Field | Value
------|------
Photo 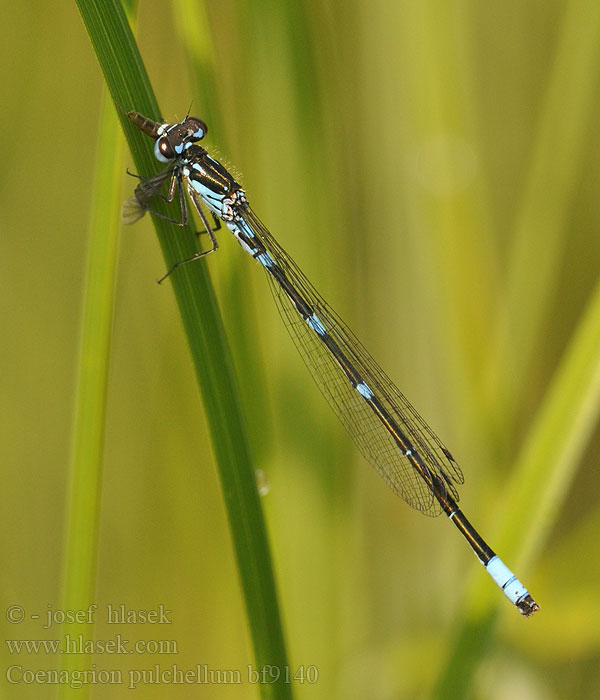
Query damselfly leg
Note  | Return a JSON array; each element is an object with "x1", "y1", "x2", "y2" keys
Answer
[
  {"x1": 124, "y1": 167, "x2": 220, "y2": 283},
  {"x1": 125, "y1": 169, "x2": 221, "y2": 233},
  {"x1": 155, "y1": 183, "x2": 220, "y2": 284}
]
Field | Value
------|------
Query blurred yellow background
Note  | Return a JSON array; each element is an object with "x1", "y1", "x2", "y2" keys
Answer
[{"x1": 2, "y1": 1, "x2": 600, "y2": 698}]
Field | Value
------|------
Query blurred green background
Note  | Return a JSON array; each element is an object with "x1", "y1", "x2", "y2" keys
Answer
[{"x1": 2, "y1": 0, "x2": 600, "y2": 698}]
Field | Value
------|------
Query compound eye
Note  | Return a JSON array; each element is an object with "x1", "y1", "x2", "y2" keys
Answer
[
  {"x1": 187, "y1": 117, "x2": 207, "y2": 141},
  {"x1": 155, "y1": 137, "x2": 175, "y2": 163}
]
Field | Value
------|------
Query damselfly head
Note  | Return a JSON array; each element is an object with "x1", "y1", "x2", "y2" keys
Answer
[
  {"x1": 127, "y1": 111, "x2": 208, "y2": 163},
  {"x1": 153, "y1": 117, "x2": 208, "y2": 164}
]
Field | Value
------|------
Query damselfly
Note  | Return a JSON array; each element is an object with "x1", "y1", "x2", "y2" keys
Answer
[{"x1": 124, "y1": 110, "x2": 539, "y2": 617}]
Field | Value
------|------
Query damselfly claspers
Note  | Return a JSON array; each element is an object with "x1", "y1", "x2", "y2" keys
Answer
[{"x1": 124, "y1": 110, "x2": 539, "y2": 617}]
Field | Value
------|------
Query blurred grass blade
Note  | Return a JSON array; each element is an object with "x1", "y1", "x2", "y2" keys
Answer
[
  {"x1": 434, "y1": 274, "x2": 600, "y2": 698},
  {"x1": 170, "y1": 0, "x2": 222, "y2": 129},
  {"x1": 60, "y1": 92, "x2": 123, "y2": 700},
  {"x1": 492, "y1": 274, "x2": 600, "y2": 573},
  {"x1": 495, "y1": 0, "x2": 600, "y2": 422},
  {"x1": 393, "y1": 0, "x2": 499, "y2": 431},
  {"x1": 74, "y1": 1, "x2": 292, "y2": 697}
]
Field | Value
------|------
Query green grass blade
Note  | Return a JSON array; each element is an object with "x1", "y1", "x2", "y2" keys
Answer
[
  {"x1": 433, "y1": 275, "x2": 600, "y2": 697},
  {"x1": 491, "y1": 276, "x2": 600, "y2": 577},
  {"x1": 74, "y1": 1, "x2": 292, "y2": 697},
  {"x1": 495, "y1": 0, "x2": 600, "y2": 423},
  {"x1": 60, "y1": 92, "x2": 124, "y2": 700}
]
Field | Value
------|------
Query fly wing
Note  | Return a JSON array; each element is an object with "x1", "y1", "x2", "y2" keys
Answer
[{"x1": 122, "y1": 169, "x2": 175, "y2": 225}]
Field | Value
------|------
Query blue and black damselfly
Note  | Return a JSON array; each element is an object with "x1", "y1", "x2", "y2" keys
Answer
[{"x1": 124, "y1": 110, "x2": 539, "y2": 617}]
